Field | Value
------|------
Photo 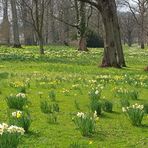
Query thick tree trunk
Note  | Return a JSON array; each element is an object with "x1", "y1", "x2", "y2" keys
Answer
[
  {"x1": 10, "y1": 0, "x2": 21, "y2": 48},
  {"x1": 100, "y1": 0, "x2": 126, "y2": 67},
  {"x1": 78, "y1": 37, "x2": 88, "y2": 51},
  {"x1": 101, "y1": 16, "x2": 118, "y2": 67}
]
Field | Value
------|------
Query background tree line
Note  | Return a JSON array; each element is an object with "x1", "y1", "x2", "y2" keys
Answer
[{"x1": 0, "y1": 0, "x2": 147, "y2": 67}]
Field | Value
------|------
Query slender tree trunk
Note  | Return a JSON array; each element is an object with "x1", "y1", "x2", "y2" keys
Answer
[
  {"x1": 141, "y1": 25, "x2": 145, "y2": 49},
  {"x1": 39, "y1": 36, "x2": 44, "y2": 55},
  {"x1": 10, "y1": 0, "x2": 21, "y2": 48},
  {"x1": 49, "y1": 0, "x2": 56, "y2": 43},
  {"x1": 78, "y1": 1, "x2": 88, "y2": 51},
  {"x1": 1, "y1": 0, "x2": 10, "y2": 45},
  {"x1": 127, "y1": 31, "x2": 132, "y2": 47}
]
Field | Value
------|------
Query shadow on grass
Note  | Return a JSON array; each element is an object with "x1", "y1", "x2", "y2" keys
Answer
[
  {"x1": 93, "y1": 131, "x2": 106, "y2": 141},
  {"x1": 111, "y1": 111, "x2": 121, "y2": 115},
  {"x1": 24, "y1": 130, "x2": 42, "y2": 138},
  {"x1": 139, "y1": 124, "x2": 148, "y2": 129}
]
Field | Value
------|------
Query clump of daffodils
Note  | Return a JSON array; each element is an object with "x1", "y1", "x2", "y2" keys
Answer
[
  {"x1": 10, "y1": 111, "x2": 31, "y2": 133},
  {"x1": 73, "y1": 111, "x2": 99, "y2": 136},
  {"x1": 115, "y1": 88, "x2": 138, "y2": 100},
  {"x1": 89, "y1": 88, "x2": 102, "y2": 115},
  {"x1": 12, "y1": 111, "x2": 22, "y2": 119},
  {"x1": 16, "y1": 93, "x2": 26, "y2": 98},
  {"x1": 6, "y1": 93, "x2": 28, "y2": 110},
  {"x1": 122, "y1": 103, "x2": 144, "y2": 126},
  {"x1": 0, "y1": 123, "x2": 25, "y2": 135},
  {"x1": 0, "y1": 123, "x2": 24, "y2": 147}
]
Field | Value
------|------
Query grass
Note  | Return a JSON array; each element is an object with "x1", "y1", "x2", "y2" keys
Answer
[{"x1": 0, "y1": 45, "x2": 148, "y2": 148}]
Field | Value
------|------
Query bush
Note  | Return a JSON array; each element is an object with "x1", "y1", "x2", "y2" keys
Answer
[
  {"x1": 122, "y1": 103, "x2": 144, "y2": 126},
  {"x1": 6, "y1": 93, "x2": 28, "y2": 110},
  {"x1": 86, "y1": 30, "x2": 104, "y2": 48}
]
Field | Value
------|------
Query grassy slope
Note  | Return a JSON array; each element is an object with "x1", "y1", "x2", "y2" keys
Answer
[{"x1": 0, "y1": 45, "x2": 148, "y2": 148}]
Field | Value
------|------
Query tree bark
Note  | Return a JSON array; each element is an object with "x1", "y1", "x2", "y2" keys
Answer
[
  {"x1": 100, "y1": 0, "x2": 126, "y2": 67},
  {"x1": 127, "y1": 31, "x2": 132, "y2": 47},
  {"x1": 39, "y1": 36, "x2": 44, "y2": 55},
  {"x1": 10, "y1": 0, "x2": 21, "y2": 48},
  {"x1": 78, "y1": 37, "x2": 88, "y2": 51},
  {"x1": 78, "y1": 1, "x2": 88, "y2": 51},
  {"x1": 1, "y1": 0, "x2": 10, "y2": 45}
]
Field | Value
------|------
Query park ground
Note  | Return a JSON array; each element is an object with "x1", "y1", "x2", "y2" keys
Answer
[{"x1": 0, "y1": 45, "x2": 148, "y2": 148}]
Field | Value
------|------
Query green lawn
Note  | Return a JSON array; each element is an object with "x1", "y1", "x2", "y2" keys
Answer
[{"x1": 0, "y1": 45, "x2": 148, "y2": 148}]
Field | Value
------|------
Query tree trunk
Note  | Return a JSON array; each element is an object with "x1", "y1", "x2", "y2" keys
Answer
[
  {"x1": 78, "y1": 37, "x2": 88, "y2": 51},
  {"x1": 39, "y1": 36, "x2": 44, "y2": 54},
  {"x1": 100, "y1": 0, "x2": 126, "y2": 67},
  {"x1": 141, "y1": 27, "x2": 145, "y2": 49},
  {"x1": 78, "y1": 1, "x2": 88, "y2": 51},
  {"x1": 127, "y1": 31, "x2": 132, "y2": 47},
  {"x1": 49, "y1": 0, "x2": 56, "y2": 43},
  {"x1": 1, "y1": 0, "x2": 10, "y2": 45},
  {"x1": 10, "y1": 0, "x2": 21, "y2": 48}
]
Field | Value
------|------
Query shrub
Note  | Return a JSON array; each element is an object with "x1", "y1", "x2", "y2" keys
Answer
[
  {"x1": 122, "y1": 103, "x2": 144, "y2": 126},
  {"x1": 102, "y1": 100, "x2": 113, "y2": 113},
  {"x1": 72, "y1": 112, "x2": 99, "y2": 136},
  {"x1": 0, "y1": 123, "x2": 25, "y2": 148},
  {"x1": 6, "y1": 93, "x2": 28, "y2": 110},
  {"x1": 86, "y1": 30, "x2": 104, "y2": 48},
  {"x1": 9, "y1": 111, "x2": 31, "y2": 133}
]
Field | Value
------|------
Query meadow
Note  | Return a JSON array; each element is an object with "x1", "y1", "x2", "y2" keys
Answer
[{"x1": 0, "y1": 45, "x2": 148, "y2": 148}]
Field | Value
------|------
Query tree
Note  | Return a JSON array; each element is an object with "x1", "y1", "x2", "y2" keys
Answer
[
  {"x1": 121, "y1": 0, "x2": 148, "y2": 49},
  {"x1": 78, "y1": 0, "x2": 126, "y2": 67},
  {"x1": 21, "y1": 0, "x2": 51, "y2": 54},
  {"x1": 78, "y1": 1, "x2": 88, "y2": 51},
  {"x1": 119, "y1": 12, "x2": 136, "y2": 47},
  {"x1": 0, "y1": 0, "x2": 10, "y2": 45},
  {"x1": 10, "y1": 0, "x2": 21, "y2": 47}
]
